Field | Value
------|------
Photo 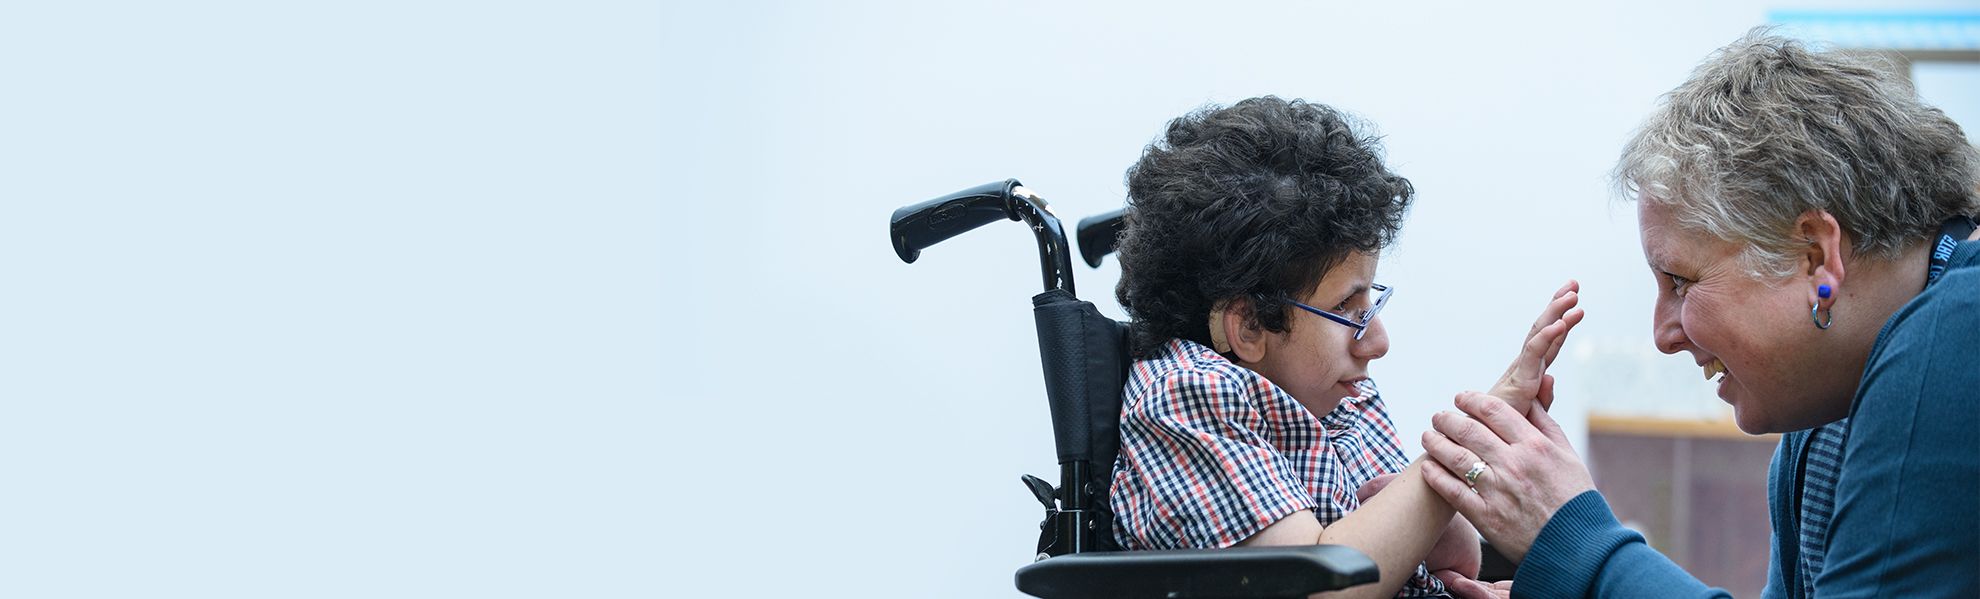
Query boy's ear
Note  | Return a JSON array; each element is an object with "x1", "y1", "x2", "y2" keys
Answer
[
  {"x1": 1208, "y1": 302, "x2": 1233, "y2": 353},
  {"x1": 1213, "y1": 299, "x2": 1269, "y2": 363}
]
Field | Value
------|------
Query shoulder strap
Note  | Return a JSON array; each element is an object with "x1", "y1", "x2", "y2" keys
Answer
[{"x1": 1926, "y1": 216, "x2": 1976, "y2": 287}]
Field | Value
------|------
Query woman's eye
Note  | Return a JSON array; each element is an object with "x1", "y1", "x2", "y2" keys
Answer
[{"x1": 1666, "y1": 273, "x2": 1692, "y2": 296}]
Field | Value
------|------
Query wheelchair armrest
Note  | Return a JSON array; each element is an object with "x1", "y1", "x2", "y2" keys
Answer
[{"x1": 1014, "y1": 545, "x2": 1378, "y2": 599}]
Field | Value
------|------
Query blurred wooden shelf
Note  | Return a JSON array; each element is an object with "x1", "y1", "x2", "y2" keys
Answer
[{"x1": 1588, "y1": 413, "x2": 1779, "y2": 443}]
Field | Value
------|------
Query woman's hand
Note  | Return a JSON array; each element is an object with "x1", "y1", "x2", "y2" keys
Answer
[
  {"x1": 1488, "y1": 281, "x2": 1584, "y2": 414},
  {"x1": 1419, "y1": 391, "x2": 1595, "y2": 564},
  {"x1": 1355, "y1": 473, "x2": 1482, "y2": 579}
]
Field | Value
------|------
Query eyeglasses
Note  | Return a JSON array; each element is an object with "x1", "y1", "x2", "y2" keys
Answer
[{"x1": 1290, "y1": 283, "x2": 1391, "y2": 340}]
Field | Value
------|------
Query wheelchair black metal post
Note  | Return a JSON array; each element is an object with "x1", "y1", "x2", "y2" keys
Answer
[
  {"x1": 1006, "y1": 187, "x2": 1077, "y2": 296},
  {"x1": 1002, "y1": 186, "x2": 1096, "y2": 555},
  {"x1": 1054, "y1": 461, "x2": 1092, "y2": 554}
]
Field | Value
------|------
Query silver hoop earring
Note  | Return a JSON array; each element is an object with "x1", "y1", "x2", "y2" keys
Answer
[{"x1": 1811, "y1": 303, "x2": 1833, "y2": 330}]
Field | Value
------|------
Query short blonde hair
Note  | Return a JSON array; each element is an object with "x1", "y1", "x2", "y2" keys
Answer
[{"x1": 1615, "y1": 28, "x2": 1980, "y2": 278}]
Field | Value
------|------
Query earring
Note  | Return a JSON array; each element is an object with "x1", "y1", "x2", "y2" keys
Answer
[{"x1": 1811, "y1": 284, "x2": 1833, "y2": 330}]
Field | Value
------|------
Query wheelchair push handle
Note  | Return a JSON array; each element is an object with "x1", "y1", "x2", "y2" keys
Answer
[
  {"x1": 890, "y1": 180, "x2": 1015, "y2": 264},
  {"x1": 889, "y1": 178, "x2": 1078, "y2": 295},
  {"x1": 1075, "y1": 208, "x2": 1126, "y2": 268}
]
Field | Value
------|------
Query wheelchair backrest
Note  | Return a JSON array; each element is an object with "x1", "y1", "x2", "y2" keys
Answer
[
  {"x1": 1023, "y1": 207, "x2": 1133, "y2": 557},
  {"x1": 888, "y1": 182, "x2": 1135, "y2": 557},
  {"x1": 1029, "y1": 289, "x2": 1129, "y2": 556}
]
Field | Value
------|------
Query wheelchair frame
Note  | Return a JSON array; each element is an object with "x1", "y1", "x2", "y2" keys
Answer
[{"x1": 891, "y1": 180, "x2": 1381, "y2": 598}]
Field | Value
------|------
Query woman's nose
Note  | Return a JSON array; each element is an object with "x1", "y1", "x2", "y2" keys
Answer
[{"x1": 1651, "y1": 297, "x2": 1687, "y2": 355}]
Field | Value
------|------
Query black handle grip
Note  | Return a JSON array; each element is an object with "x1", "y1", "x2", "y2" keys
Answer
[
  {"x1": 892, "y1": 178, "x2": 1077, "y2": 294},
  {"x1": 890, "y1": 179, "x2": 1020, "y2": 263},
  {"x1": 1076, "y1": 208, "x2": 1126, "y2": 268}
]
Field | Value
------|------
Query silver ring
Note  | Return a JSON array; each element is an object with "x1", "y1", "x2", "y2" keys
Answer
[{"x1": 1464, "y1": 461, "x2": 1489, "y2": 486}]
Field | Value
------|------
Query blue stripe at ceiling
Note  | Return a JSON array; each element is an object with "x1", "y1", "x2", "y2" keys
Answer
[{"x1": 1767, "y1": 11, "x2": 1980, "y2": 50}]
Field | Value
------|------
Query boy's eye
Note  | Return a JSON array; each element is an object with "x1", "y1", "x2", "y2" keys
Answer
[{"x1": 1332, "y1": 291, "x2": 1364, "y2": 314}]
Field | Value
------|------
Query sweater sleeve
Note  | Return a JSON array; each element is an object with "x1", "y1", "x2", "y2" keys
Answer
[
  {"x1": 1815, "y1": 265, "x2": 1980, "y2": 597},
  {"x1": 1511, "y1": 491, "x2": 1731, "y2": 599},
  {"x1": 1759, "y1": 523, "x2": 1790, "y2": 599},
  {"x1": 1758, "y1": 436, "x2": 1794, "y2": 599}
]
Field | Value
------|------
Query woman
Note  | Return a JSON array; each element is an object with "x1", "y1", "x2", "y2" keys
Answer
[
  {"x1": 1419, "y1": 31, "x2": 1980, "y2": 597},
  {"x1": 1105, "y1": 96, "x2": 1582, "y2": 598}
]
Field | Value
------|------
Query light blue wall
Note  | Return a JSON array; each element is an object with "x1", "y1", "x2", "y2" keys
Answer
[{"x1": 3, "y1": 1, "x2": 1973, "y2": 598}]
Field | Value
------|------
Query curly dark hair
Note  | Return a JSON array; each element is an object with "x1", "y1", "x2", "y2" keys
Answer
[{"x1": 1115, "y1": 96, "x2": 1414, "y2": 358}]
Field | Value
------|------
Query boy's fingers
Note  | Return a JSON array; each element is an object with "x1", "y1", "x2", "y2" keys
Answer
[
  {"x1": 1554, "y1": 280, "x2": 1577, "y2": 299},
  {"x1": 1522, "y1": 281, "x2": 1581, "y2": 339},
  {"x1": 1541, "y1": 307, "x2": 1585, "y2": 367},
  {"x1": 1355, "y1": 472, "x2": 1400, "y2": 502},
  {"x1": 1517, "y1": 320, "x2": 1566, "y2": 375},
  {"x1": 1527, "y1": 321, "x2": 1561, "y2": 361},
  {"x1": 1542, "y1": 320, "x2": 1570, "y2": 366},
  {"x1": 1537, "y1": 374, "x2": 1556, "y2": 411},
  {"x1": 1526, "y1": 291, "x2": 1578, "y2": 339},
  {"x1": 1435, "y1": 572, "x2": 1508, "y2": 599}
]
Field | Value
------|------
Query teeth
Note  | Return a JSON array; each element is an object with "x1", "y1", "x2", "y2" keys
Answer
[
  {"x1": 1341, "y1": 379, "x2": 1376, "y2": 402},
  {"x1": 1703, "y1": 359, "x2": 1727, "y2": 382}
]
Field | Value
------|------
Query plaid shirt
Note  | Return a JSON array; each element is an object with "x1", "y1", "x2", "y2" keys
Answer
[{"x1": 1110, "y1": 338, "x2": 1447, "y2": 597}]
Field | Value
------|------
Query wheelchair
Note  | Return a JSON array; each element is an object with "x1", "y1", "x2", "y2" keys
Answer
[{"x1": 890, "y1": 180, "x2": 1511, "y2": 598}]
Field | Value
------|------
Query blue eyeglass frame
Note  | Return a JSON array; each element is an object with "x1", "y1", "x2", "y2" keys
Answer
[{"x1": 1290, "y1": 283, "x2": 1391, "y2": 340}]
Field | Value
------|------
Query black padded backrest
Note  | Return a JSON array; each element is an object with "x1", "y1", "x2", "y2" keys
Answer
[
  {"x1": 1031, "y1": 289, "x2": 1130, "y2": 548},
  {"x1": 1030, "y1": 289, "x2": 1128, "y2": 463}
]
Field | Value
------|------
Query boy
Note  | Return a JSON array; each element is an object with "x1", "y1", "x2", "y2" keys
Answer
[{"x1": 1108, "y1": 97, "x2": 1579, "y2": 598}]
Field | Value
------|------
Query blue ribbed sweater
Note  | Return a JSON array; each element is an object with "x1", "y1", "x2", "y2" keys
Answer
[{"x1": 1511, "y1": 242, "x2": 1980, "y2": 598}]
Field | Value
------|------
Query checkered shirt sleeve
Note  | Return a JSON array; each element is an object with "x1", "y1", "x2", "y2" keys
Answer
[{"x1": 1111, "y1": 357, "x2": 1318, "y2": 550}]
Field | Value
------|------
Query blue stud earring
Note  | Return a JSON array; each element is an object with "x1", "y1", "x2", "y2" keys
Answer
[{"x1": 1812, "y1": 284, "x2": 1833, "y2": 329}]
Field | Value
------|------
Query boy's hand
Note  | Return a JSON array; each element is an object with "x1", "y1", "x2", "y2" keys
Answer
[
  {"x1": 1423, "y1": 512, "x2": 1482, "y2": 579},
  {"x1": 1353, "y1": 472, "x2": 1399, "y2": 502},
  {"x1": 1434, "y1": 571, "x2": 1514, "y2": 599},
  {"x1": 1488, "y1": 281, "x2": 1584, "y2": 414}
]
